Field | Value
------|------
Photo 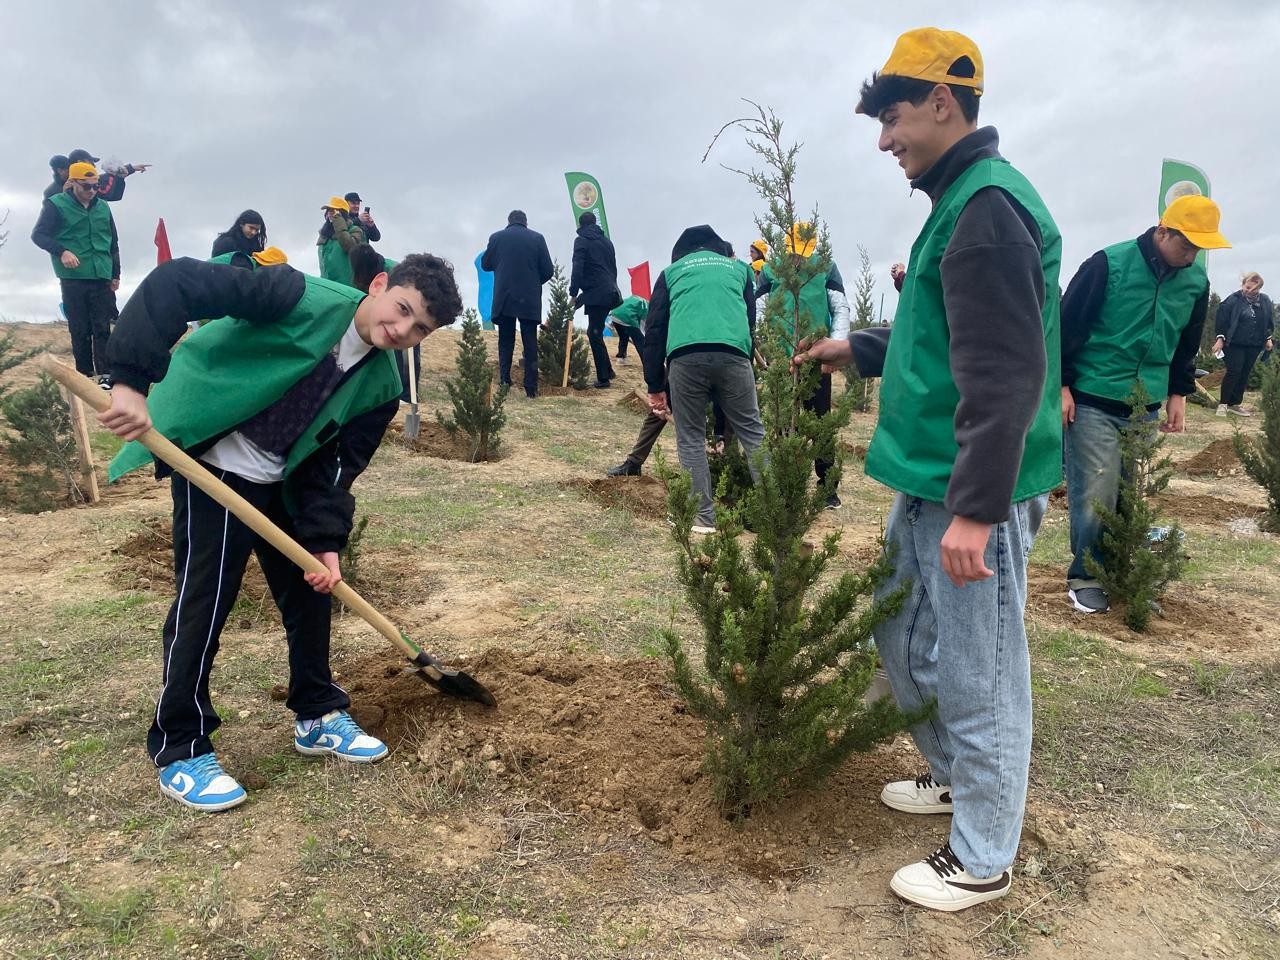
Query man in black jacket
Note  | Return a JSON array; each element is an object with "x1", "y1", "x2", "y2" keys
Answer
[
  {"x1": 569, "y1": 212, "x2": 620, "y2": 388},
  {"x1": 482, "y1": 210, "x2": 554, "y2": 397},
  {"x1": 344, "y1": 192, "x2": 382, "y2": 242}
]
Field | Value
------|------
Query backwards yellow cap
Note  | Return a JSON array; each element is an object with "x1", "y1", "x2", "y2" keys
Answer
[
  {"x1": 1159, "y1": 195, "x2": 1231, "y2": 250},
  {"x1": 322, "y1": 196, "x2": 350, "y2": 213},
  {"x1": 785, "y1": 222, "x2": 817, "y2": 258},
  {"x1": 876, "y1": 27, "x2": 983, "y2": 93},
  {"x1": 251, "y1": 246, "x2": 289, "y2": 266}
]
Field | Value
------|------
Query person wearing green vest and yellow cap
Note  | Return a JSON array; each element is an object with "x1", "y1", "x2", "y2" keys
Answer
[
  {"x1": 95, "y1": 252, "x2": 463, "y2": 812},
  {"x1": 795, "y1": 27, "x2": 1062, "y2": 911},
  {"x1": 316, "y1": 196, "x2": 367, "y2": 287},
  {"x1": 755, "y1": 222, "x2": 852, "y2": 509},
  {"x1": 1060, "y1": 194, "x2": 1228, "y2": 614},
  {"x1": 30, "y1": 160, "x2": 121, "y2": 382}
]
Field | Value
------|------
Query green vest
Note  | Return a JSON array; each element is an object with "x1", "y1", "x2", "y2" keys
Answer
[
  {"x1": 109, "y1": 277, "x2": 403, "y2": 506},
  {"x1": 49, "y1": 192, "x2": 114, "y2": 281},
  {"x1": 761, "y1": 259, "x2": 832, "y2": 355},
  {"x1": 208, "y1": 251, "x2": 256, "y2": 270},
  {"x1": 610, "y1": 295, "x2": 648, "y2": 329},
  {"x1": 1071, "y1": 239, "x2": 1207, "y2": 403},
  {"x1": 318, "y1": 239, "x2": 355, "y2": 287},
  {"x1": 866, "y1": 156, "x2": 1063, "y2": 505},
  {"x1": 662, "y1": 251, "x2": 753, "y2": 358}
]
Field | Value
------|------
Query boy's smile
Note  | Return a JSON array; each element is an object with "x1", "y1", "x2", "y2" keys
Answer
[{"x1": 354, "y1": 274, "x2": 438, "y2": 349}]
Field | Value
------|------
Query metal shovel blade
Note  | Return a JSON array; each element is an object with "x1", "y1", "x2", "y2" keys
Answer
[
  {"x1": 404, "y1": 408, "x2": 421, "y2": 440},
  {"x1": 409, "y1": 652, "x2": 497, "y2": 707}
]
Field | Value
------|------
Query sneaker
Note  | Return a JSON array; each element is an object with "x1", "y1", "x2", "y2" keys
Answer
[
  {"x1": 890, "y1": 842, "x2": 1011, "y2": 912},
  {"x1": 294, "y1": 710, "x2": 388, "y2": 763},
  {"x1": 615, "y1": 355, "x2": 629, "y2": 364},
  {"x1": 1067, "y1": 586, "x2": 1109, "y2": 614},
  {"x1": 1216, "y1": 404, "x2": 1228, "y2": 417},
  {"x1": 825, "y1": 493, "x2": 842, "y2": 511},
  {"x1": 881, "y1": 772, "x2": 953, "y2": 814},
  {"x1": 159, "y1": 753, "x2": 247, "y2": 812},
  {"x1": 691, "y1": 523, "x2": 716, "y2": 536},
  {"x1": 606, "y1": 460, "x2": 641, "y2": 477},
  {"x1": 1227, "y1": 405, "x2": 1252, "y2": 417}
]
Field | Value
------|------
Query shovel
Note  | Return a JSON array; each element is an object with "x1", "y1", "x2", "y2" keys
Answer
[
  {"x1": 43, "y1": 356, "x2": 496, "y2": 707},
  {"x1": 403, "y1": 347, "x2": 421, "y2": 439}
]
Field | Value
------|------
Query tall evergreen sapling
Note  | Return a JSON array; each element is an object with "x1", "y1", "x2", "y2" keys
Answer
[
  {"x1": 437, "y1": 308, "x2": 508, "y2": 462},
  {"x1": 844, "y1": 244, "x2": 876, "y2": 412},
  {"x1": 1235, "y1": 359, "x2": 1280, "y2": 531},
  {"x1": 1, "y1": 373, "x2": 85, "y2": 510},
  {"x1": 665, "y1": 101, "x2": 922, "y2": 820},
  {"x1": 537, "y1": 264, "x2": 592, "y2": 389},
  {"x1": 1084, "y1": 383, "x2": 1187, "y2": 631}
]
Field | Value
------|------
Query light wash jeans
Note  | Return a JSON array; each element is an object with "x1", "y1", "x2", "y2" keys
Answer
[
  {"x1": 1064, "y1": 403, "x2": 1157, "y2": 588},
  {"x1": 875, "y1": 493, "x2": 1046, "y2": 879}
]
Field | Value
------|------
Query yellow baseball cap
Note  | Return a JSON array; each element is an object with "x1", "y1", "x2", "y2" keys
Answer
[
  {"x1": 749, "y1": 239, "x2": 768, "y2": 259},
  {"x1": 68, "y1": 161, "x2": 98, "y2": 182},
  {"x1": 864, "y1": 28, "x2": 983, "y2": 110},
  {"x1": 1159, "y1": 195, "x2": 1231, "y2": 250},
  {"x1": 251, "y1": 246, "x2": 289, "y2": 266},
  {"x1": 321, "y1": 196, "x2": 350, "y2": 213},
  {"x1": 785, "y1": 222, "x2": 817, "y2": 258}
]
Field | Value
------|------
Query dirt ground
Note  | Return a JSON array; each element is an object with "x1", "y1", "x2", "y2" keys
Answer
[{"x1": 1, "y1": 323, "x2": 1277, "y2": 959}]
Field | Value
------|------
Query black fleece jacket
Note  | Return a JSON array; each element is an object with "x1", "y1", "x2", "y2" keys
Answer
[
  {"x1": 905, "y1": 126, "x2": 1050, "y2": 523},
  {"x1": 641, "y1": 225, "x2": 756, "y2": 393}
]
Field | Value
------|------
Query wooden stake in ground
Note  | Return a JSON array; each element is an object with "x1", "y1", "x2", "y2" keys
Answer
[
  {"x1": 561, "y1": 312, "x2": 574, "y2": 389},
  {"x1": 60, "y1": 386, "x2": 99, "y2": 503}
]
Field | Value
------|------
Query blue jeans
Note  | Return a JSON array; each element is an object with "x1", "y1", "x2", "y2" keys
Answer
[
  {"x1": 1064, "y1": 403, "x2": 1156, "y2": 588},
  {"x1": 875, "y1": 493, "x2": 1046, "y2": 878}
]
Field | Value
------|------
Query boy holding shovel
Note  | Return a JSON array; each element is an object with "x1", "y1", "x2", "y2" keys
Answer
[{"x1": 99, "y1": 254, "x2": 463, "y2": 811}]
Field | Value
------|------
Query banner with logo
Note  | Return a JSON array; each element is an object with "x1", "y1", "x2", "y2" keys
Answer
[
  {"x1": 564, "y1": 172, "x2": 610, "y2": 237},
  {"x1": 1159, "y1": 159, "x2": 1211, "y2": 266}
]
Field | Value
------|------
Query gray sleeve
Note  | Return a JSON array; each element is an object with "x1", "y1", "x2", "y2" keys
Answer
[{"x1": 940, "y1": 186, "x2": 1047, "y2": 523}]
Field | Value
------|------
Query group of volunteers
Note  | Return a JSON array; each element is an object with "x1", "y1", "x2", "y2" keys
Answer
[{"x1": 29, "y1": 23, "x2": 1270, "y2": 917}]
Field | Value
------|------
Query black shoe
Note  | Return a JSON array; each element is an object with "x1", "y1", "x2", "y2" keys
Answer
[
  {"x1": 526, "y1": 390, "x2": 537, "y2": 399},
  {"x1": 825, "y1": 493, "x2": 842, "y2": 511},
  {"x1": 593, "y1": 379, "x2": 612, "y2": 389},
  {"x1": 606, "y1": 460, "x2": 641, "y2": 477}
]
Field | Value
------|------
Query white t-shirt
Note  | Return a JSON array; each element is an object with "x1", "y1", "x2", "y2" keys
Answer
[{"x1": 202, "y1": 320, "x2": 374, "y2": 483}]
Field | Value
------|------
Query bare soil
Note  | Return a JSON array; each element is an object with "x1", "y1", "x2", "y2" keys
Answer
[
  {"x1": 1180, "y1": 437, "x2": 1242, "y2": 476},
  {"x1": 563, "y1": 476, "x2": 668, "y2": 521}
]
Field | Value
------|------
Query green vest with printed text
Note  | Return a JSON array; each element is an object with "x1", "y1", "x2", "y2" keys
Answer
[{"x1": 662, "y1": 252, "x2": 753, "y2": 358}]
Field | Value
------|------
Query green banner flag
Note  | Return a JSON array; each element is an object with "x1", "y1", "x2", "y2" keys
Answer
[
  {"x1": 564, "y1": 171, "x2": 610, "y2": 238},
  {"x1": 1158, "y1": 158, "x2": 1210, "y2": 217}
]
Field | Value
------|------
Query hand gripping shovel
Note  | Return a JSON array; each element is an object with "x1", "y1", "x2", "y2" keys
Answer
[
  {"x1": 403, "y1": 347, "x2": 421, "y2": 440},
  {"x1": 44, "y1": 356, "x2": 496, "y2": 707}
]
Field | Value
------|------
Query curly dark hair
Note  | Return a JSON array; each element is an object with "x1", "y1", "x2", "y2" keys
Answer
[{"x1": 387, "y1": 254, "x2": 464, "y2": 327}]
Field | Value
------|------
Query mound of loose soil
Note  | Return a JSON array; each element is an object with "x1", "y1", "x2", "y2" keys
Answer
[
  {"x1": 615, "y1": 390, "x2": 650, "y2": 414},
  {"x1": 342, "y1": 647, "x2": 909, "y2": 874},
  {"x1": 387, "y1": 420, "x2": 503, "y2": 462},
  {"x1": 1200, "y1": 369, "x2": 1225, "y2": 389},
  {"x1": 1154, "y1": 492, "x2": 1264, "y2": 526},
  {"x1": 565, "y1": 476, "x2": 667, "y2": 521},
  {"x1": 1181, "y1": 438, "x2": 1241, "y2": 476},
  {"x1": 112, "y1": 515, "x2": 271, "y2": 597}
]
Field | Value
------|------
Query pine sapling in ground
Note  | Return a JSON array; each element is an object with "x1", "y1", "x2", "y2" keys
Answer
[
  {"x1": 843, "y1": 244, "x2": 876, "y2": 412},
  {"x1": 664, "y1": 102, "x2": 923, "y2": 820},
  {"x1": 1, "y1": 373, "x2": 86, "y2": 511},
  {"x1": 537, "y1": 264, "x2": 592, "y2": 389},
  {"x1": 1235, "y1": 358, "x2": 1280, "y2": 531},
  {"x1": 437, "y1": 308, "x2": 508, "y2": 462},
  {"x1": 1085, "y1": 383, "x2": 1188, "y2": 631}
]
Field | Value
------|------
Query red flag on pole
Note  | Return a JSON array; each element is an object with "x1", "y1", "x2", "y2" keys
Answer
[
  {"x1": 627, "y1": 261, "x2": 651, "y2": 299},
  {"x1": 154, "y1": 218, "x2": 172, "y2": 265}
]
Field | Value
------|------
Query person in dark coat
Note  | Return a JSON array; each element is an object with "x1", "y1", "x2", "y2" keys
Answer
[
  {"x1": 481, "y1": 210, "x2": 554, "y2": 397},
  {"x1": 344, "y1": 192, "x2": 381, "y2": 242},
  {"x1": 211, "y1": 210, "x2": 268, "y2": 261},
  {"x1": 1213, "y1": 271, "x2": 1274, "y2": 415},
  {"x1": 569, "y1": 211, "x2": 621, "y2": 387}
]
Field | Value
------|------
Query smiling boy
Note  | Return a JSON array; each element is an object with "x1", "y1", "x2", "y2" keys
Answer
[{"x1": 99, "y1": 255, "x2": 462, "y2": 811}]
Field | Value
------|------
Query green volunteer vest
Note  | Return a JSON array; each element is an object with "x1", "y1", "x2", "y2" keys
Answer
[
  {"x1": 610, "y1": 295, "x2": 648, "y2": 329},
  {"x1": 761, "y1": 259, "x2": 832, "y2": 356},
  {"x1": 662, "y1": 251, "x2": 753, "y2": 358},
  {"x1": 1071, "y1": 239, "x2": 1207, "y2": 403},
  {"x1": 208, "y1": 251, "x2": 257, "y2": 269},
  {"x1": 866, "y1": 156, "x2": 1063, "y2": 505},
  {"x1": 48, "y1": 192, "x2": 114, "y2": 281},
  {"x1": 318, "y1": 238, "x2": 355, "y2": 287},
  {"x1": 109, "y1": 276, "x2": 403, "y2": 504}
]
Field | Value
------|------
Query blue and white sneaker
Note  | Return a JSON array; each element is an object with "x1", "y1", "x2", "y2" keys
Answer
[
  {"x1": 159, "y1": 753, "x2": 247, "y2": 812},
  {"x1": 294, "y1": 710, "x2": 388, "y2": 763}
]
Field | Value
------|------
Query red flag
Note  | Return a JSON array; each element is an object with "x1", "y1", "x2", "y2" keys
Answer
[
  {"x1": 154, "y1": 218, "x2": 172, "y2": 265},
  {"x1": 627, "y1": 261, "x2": 651, "y2": 300}
]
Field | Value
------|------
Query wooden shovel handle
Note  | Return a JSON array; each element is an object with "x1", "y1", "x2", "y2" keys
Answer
[
  {"x1": 40, "y1": 355, "x2": 424, "y2": 661},
  {"x1": 405, "y1": 347, "x2": 418, "y2": 406}
]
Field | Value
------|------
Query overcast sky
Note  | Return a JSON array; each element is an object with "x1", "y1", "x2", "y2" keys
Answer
[{"x1": 1, "y1": 0, "x2": 1274, "y2": 324}]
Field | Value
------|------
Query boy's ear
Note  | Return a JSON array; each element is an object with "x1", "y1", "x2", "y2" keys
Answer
[{"x1": 369, "y1": 271, "x2": 389, "y2": 295}]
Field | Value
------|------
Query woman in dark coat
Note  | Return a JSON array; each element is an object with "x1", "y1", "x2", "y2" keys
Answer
[
  {"x1": 211, "y1": 210, "x2": 267, "y2": 259},
  {"x1": 1215, "y1": 271, "x2": 1274, "y2": 416}
]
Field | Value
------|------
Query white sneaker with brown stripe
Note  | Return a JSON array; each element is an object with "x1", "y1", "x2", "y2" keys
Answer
[
  {"x1": 880, "y1": 772, "x2": 953, "y2": 814},
  {"x1": 890, "y1": 842, "x2": 1011, "y2": 912}
]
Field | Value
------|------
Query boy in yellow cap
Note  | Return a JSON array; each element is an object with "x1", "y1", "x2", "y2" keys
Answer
[
  {"x1": 30, "y1": 161, "x2": 122, "y2": 382},
  {"x1": 795, "y1": 27, "x2": 1063, "y2": 911},
  {"x1": 1060, "y1": 194, "x2": 1228, "y2": 615},
  {"x1": 317, "y1": 196, "x2": 367, "y2": 287}
]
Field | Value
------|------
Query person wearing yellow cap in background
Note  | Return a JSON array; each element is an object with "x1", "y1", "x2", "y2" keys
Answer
[
  {"x1": 30, "y1": 161, "x2": 122, "y2": 384},
  {"x1": 316, "y1": 196, "x2": 367, "y2": 287},
  {"x1": 748, "y1": 239, "x2": 768, "y2": 275},
  {"x1": 1061, "y1": 194, "x2": 1229, "y2": 615},
  {"x1": 795, "y1": 27, "x2": 1064, "y2": 911}
]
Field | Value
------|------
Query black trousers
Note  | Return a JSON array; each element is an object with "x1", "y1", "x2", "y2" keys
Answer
[
  {"x1": 614, "y1": 323, "x2": 645, "y2": 359},
  {"x1": 585, "y1": 306, "x2": 616, "y2": 383},
  {"x1": 148, "y1": 469, "x2": 348, "y2": 767},
  {"x1": 494, "y1": 315, "x2": 539, "y2": 396},
  {"x1": 1220, "y1": 344, "x2": 1263, "y2": 407},
  {"x1": 61, "y1": 278, "x2": 116, "y2": 377},
  {"x1": 805, "y1": 372, "x2": 834, "y2": 486}
]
